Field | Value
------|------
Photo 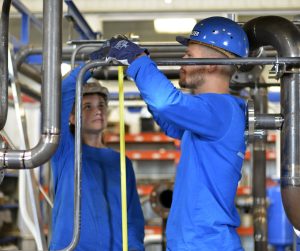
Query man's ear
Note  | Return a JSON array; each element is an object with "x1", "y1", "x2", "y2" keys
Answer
[{"x1": 69, "y1": 113, "x2": 75, "y2": 125}]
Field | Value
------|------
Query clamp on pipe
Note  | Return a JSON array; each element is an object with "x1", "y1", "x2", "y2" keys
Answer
[{"x1": 245, "y1": 99, "x2": 283, "y2": 143}]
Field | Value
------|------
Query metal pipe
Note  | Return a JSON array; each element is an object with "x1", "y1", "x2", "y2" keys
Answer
[
  {"x1": 255, "y1": 114, "x2": 283, "y2": 130},
  {"x1": 0, "y1": 0, "x2": 62, "y2": 170},
  {"x1": 59, "y1": 60, "x2": 107, "y2": 251},
  {"x1": 78, "y1": 56, "x2": 300, "y2": 67},
  {"x1": 70, "y1": 43, "x2": 100, "y2": 68},
  {"x1": 92, "y1": 67, "x2": 179, "y2": 80},
  {"x1": 18, "y1": 63, "x2": 42, "y2": 83},
  {"x1": 60, "y1": 60, "x2": 110, "y2": 251},
  {"x1": 15, "y1": 46, "x2": 75, "y2": 69},
  {"x1": 154, "y1": 57, "x2": 300, "y2": 66},
  {"x1": 0, "y1": 0, "x2": 11, "y2": 129},
  {"x1": 15, "y1": 47, "x2": 43, "y2": 70},
  {"x1": 18, "y1": 81, "x2": 41, "y2": 102},
  {"x1": 252, "y1": 87, "x2": 268, "y2": 251},
  {"x1": 244, "y1": 16, "x2": 300, "y2": 230}
]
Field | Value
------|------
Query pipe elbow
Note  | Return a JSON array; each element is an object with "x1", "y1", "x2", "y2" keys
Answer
[
  {"x1": 23, "y1": 133, "x2": 60, "y2": 168},
  {"x1": 281, "y1": 185, "x2": 300, "y2": 230},
  {"x1": 0, "y1": 133, "x2": 59, "y2": 169},
  {"x1": 244, "y1": 16, "x2": 300, "y2": 57}
]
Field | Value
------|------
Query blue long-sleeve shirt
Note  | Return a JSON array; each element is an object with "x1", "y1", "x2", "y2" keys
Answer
[
  {"x1": 127, "y1": 56, "x2": 246, "y2": 251},
  {"x1": 49, "y1": 66, "x2": 145, "y2": 251}
]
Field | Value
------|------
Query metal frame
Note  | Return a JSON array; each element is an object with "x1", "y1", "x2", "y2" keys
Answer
[
  {"x1": 12, "y1": 0, "x2": 43, "y2": 44},
  {"x1": 64, "y1": 0, "x2": 99, "y2": 40}
]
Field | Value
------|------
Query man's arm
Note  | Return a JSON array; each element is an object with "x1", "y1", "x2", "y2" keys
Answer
[
  {"x1": 127, "y1": 56, "x2": 232, "y2": 141},
  {"x1": 147, "y1": 105, "x2": 184, "y2": 140}
]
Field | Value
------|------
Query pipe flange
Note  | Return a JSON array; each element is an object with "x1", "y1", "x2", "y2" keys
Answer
[
  {"x1": 150, "y1": 182, "x2": 173, "y2": 218},
  {"x1": 246, "y1": 99, "x2": 255, "y2": 143}
]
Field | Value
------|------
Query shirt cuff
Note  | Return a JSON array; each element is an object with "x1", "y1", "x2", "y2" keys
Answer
[{"x1": 126, "y1": 55, "x2": 153, "y2": 80}]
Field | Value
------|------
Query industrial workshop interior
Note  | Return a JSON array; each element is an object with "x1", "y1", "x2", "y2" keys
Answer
[{"x1": 0, "y1": 0, "x2": 300, "y2": 250}]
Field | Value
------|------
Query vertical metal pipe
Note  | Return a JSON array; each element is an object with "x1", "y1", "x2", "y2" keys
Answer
[
  {"x1": 244, "y1": 16, "x2": 300, "y2": 231},
  {"x1": 280, "y1": 73, "x2": 300, "y2": 230},
  {"x1": 59, "y1": 60, "x2": 106, "y2": 251},
  {"x1": 0, "y1": 1, "x2": 62, "y2": 168},
  {"x1": 0, "y1": 0, "x2": 11, "y2": 129},
  {"x1": 252, "y1": 87, "x2": 268, "y2": 251},
  {"x1": 42, "y1": 0, "x2": 62, "y2": 134}
]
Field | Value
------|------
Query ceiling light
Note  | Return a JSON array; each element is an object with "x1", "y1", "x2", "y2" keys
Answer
[{"x1": 154, "y1": 18, "x2": 196, "y2": 34}]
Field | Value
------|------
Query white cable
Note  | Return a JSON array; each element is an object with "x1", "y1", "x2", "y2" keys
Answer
[
  {"x1": 8, "y1": 48, "x2": 46, "y2": 250},
  {"x1": 19, "y1": 171, "x2": 40, "y2": 247},
  {"x1": 0, "y1": 131, "x2": 38, "y2": 244}
]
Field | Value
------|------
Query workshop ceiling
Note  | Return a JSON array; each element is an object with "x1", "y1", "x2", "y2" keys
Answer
[
  {"x1": 5, "y1": 0, "x2": 300, "y2": 46},
  {"x1": 7, "y1": 0, "x2": 300, "y2": 16}
]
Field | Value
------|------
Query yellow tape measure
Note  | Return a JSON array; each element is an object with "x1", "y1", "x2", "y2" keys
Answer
[{"x1": 118, "y1": 66, "x2": 128, "y2": 251}]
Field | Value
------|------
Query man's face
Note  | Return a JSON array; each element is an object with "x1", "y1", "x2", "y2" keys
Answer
[
  {"x1": 179, "y1": 43, "x2": 209, "y2": 90},
  {"x1": 70, "y1": 94, "x2": 108, "y2": 135}
]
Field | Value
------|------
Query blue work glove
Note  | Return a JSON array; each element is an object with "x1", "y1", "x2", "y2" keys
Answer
[
  {"x1": 89, "y1": 40, "x2": 111, "y2": 61},
  {"x1": 107, "y1": 35, "x2": 149, "y2": 65}
]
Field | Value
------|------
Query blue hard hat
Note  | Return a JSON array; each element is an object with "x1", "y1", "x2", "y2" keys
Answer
[{"x1": 176, "y1": 16, "x2": 249, "y2": 57}]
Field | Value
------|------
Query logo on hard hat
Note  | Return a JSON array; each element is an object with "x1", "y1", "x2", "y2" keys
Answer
[
  {"x1": 191, "y1": 30, "x2": 199, "y2": 37},
  {"x1": 114, "y1": 40, "x2": 129, "y2": 50}
]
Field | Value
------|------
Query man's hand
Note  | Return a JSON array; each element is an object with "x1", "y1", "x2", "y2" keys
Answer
[
  {"x1": 89, "y1": 40, "x2": 111, "y2": 61},
  {"x1": 106, "y1": 35, "x2": 148, "y2": 65},
  {"x1": 89, "y1": 35, "x2": 148, "y2": 65}
]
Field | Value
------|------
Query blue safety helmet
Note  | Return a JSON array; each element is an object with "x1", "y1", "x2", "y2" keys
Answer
[{"x1": 176, "y1": 16, "x2": 249, "y2": 57}]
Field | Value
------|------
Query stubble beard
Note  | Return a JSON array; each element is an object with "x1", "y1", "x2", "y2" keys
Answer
[{"x1": 179, "y1": 67, "x2": 205, "y2": 91}]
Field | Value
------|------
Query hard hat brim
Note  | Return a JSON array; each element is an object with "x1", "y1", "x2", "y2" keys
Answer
[{"x1": 176, "y1": 36, "x2": 189, "y2": 46}]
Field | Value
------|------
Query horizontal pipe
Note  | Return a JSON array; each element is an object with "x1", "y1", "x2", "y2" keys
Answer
[
  {"x1": 154, "y1": 57, "x2": 300, "y2": 66},
  {"x1": 15, "y1": 46, "x2": 75, "y2": 68},
  {"x1": 18, "y1": 63, "x2": 42, "y2": 83},
  {"x1": 255, "y1": 114, "x2": 283, "y2": 130},
  {"x1": 18, "y1": 82, "x2": 41, "y2": 101},
  {"x1": 0, "y1": 134, "x2": 59, "y2": 169}
]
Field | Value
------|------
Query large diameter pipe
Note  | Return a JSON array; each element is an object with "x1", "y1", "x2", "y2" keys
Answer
[
  {"x1": 0, "y1": 0, "x2": 62, "y2": 169},
  {"x1": 0, "y1": 0, "x2": 11, "y2": 129},
  {"x1": 244, "y1": 16, "x2": 300, "y2": 230}
]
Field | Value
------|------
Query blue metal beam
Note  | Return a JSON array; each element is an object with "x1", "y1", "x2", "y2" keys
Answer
[
  {"x1": 12, "y1": 0, "x2": 43, "y2": 32},
  {"x1": 64, "y1": 0, "x2": 99, "y2": 40},
  {"x1": 21, "y1": 13, "x2": 29, "y2": 44}
]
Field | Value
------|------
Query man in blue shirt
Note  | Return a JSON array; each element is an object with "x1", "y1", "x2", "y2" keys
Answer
[
  {"x1": 50, "y1": 66, "x2": 145, "y2": 250},
  {"x1": 93, "y1": 16, "x2": 249, "y2": 250}
]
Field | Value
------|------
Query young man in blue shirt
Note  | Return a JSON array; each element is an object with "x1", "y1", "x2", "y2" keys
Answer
[
  {"x1": 93, "y1": 16, "x2": 249, "y2": 250},
  {"x1": 50, "y1": 67, "x2": 145, "y2": 250}
]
